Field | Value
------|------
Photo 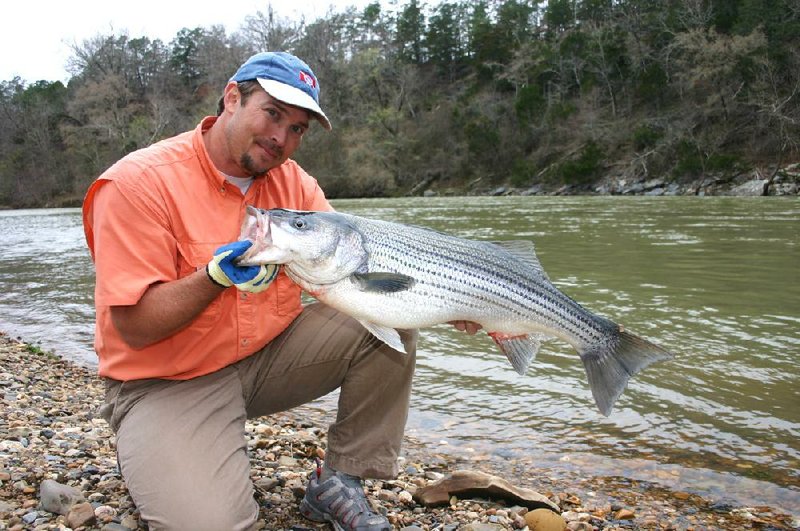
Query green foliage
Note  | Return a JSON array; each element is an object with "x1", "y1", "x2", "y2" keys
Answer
[
  {"x1": 555, "y1": 141, "x2": 606, "y2": 184},
  {"x1": 170, "y1": 27, "x2": 207, "y2": 87},
  {"x1": 396, "y1": 0, "x2": 426, "y2": 64},
  {"x1": 706, "y1": 153, "x2": 740, "y2": 172},
  {"x1": 510, "y1": 159, "x2": 538, "y2": 187},
  {"x1": 425, "y1": 2, "x2": 467, "y2": 77},
  {"x1": 545, "y1": 0, "x2": 574, "y2": 33},
  {"x1": 24, "y1": 343, "x2": 56, "y2": 358},
  {"x1": 546, "y1": 101, "x2": 577, "y2": 123},
  {"x1": 464, "y1": 116, "x2": 500, "y2": 162},
  {"x1": 515, "y1": 85, "x2": 546, "y2": 123},
  {"x1": 635, "y1": 63, "x2": 668, "y2": 101},
  {"x1": 673, "y1": 140, "x2": 704, "y2": 177},
  {"x1": 632, "y1": 124, "x2": 663, "y2": 151}
]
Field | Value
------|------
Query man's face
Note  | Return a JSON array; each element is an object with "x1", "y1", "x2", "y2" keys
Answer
[{"x1": 223, "y1": 85, "x2": 311, "y2": 177}]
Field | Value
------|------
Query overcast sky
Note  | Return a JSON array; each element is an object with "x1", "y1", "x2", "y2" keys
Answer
[{"x1": 2, "y1": 0, "x2": 370, "y2": 83}]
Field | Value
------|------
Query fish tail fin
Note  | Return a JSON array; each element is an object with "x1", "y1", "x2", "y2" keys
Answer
[{"x1": 580, "y1": 329, "x2": 673, "y2": 416}]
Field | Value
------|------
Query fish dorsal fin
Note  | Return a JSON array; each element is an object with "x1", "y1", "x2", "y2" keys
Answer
[
  {"x1": 358, "y1": 320, "x2": 410, "y2": 354},
  {"x1": 491, "y1": 240, "x2": 549, "y2": 280},
  {"x1": 352, "y1": 272, "x2": 416, "y2": 293},
  {"x1": 488, "y1": 332, "x2": 541, "y2": 375}
]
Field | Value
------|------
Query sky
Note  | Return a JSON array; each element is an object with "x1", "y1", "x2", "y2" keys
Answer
[{"x1": 2, "y1": 0, "x2": 371, "y2": 84}]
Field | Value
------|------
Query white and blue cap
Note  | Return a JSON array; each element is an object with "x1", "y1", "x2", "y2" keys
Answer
[{"x1": 230, "y1": 51, "x2": 331, "y2": 130}]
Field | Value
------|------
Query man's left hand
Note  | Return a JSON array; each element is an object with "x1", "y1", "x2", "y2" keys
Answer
[{"x1": 449, "y1": 321, "x2": 482, "y2": 335}]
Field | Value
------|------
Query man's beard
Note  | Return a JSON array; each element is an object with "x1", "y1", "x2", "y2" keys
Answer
[{"x1": 239, "y1": 153, "x2": 270, "y2": 178}]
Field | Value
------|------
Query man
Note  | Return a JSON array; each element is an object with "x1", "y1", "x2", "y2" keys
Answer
[{"x1": 83, "y1": 52, "x2": 418, "y2": 531}]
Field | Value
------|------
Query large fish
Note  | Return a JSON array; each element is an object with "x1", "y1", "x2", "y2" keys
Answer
[{"x1": 237, "y1": 207, "x2": 673, "y2": 415}]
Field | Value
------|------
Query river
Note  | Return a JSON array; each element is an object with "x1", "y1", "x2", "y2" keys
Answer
[{"x1": 0, "y1": 196, "x2": 798, "y2": 516}]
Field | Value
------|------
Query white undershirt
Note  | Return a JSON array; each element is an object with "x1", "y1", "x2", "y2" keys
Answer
[{"x1": 223, "y1": 174, "x2": 254, "y2": 195}]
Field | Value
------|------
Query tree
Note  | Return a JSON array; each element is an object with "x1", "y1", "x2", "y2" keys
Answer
[
  {"x1": 425, "y1": 2, "x2": 467, "y2": 80},
  {"x1": 170, "y1": 27, "x2": 208, "y2": 89},
  {"x1": 395, "y1": 0, "x2": 426, "y2": 64},
  {"x1": 239, "y1": 5, "x2": 301, "y2": 53},
  {"x1": 0, "y1": 79, "x2": 70, "y2": 206}
]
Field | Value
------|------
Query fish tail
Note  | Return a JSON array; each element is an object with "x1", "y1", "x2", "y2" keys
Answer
[{"x1": 580, "y1": 328, "x2": 673, "y2": 416}]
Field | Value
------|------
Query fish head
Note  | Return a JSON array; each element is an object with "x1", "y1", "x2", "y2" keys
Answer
[{"x1": 237, "y1": 207, "x2": 367, "y2": 286}]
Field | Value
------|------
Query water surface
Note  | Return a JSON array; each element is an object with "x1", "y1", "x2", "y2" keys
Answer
[{"x1": 0, "y1": 196, "x2": 797, "y2": 515}]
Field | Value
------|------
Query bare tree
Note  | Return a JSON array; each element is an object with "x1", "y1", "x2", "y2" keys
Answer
[{"x1": 239, "y1": 4, "x2": 302, "y2": 53}]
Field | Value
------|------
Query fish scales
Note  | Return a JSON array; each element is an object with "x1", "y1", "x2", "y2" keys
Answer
[
  {"x1": 237, "y1": 207, "x2": 674, "y2": 416},
  {"x1": 348, "y1": 216, "x2": 607, "y2": 347},
  {"x1": 362, "y1": 241, "x2": 596, "y2": 345}
]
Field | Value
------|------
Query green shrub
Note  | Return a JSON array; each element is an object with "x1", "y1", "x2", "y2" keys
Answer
[
  {"x1": 706, "y1": 153, "x2": 739, "y2": 171},
  {"x1": 545, "y1": 101, "x2": 577, "y2": 125},
  {"x1": 515, "y1": 85, "x2": 546, "y2": 123},
  {"x1": 672, "y1": 140, "x2": 704, "y2": 177},
  {"x1": 510, "y1": 159, "x2": 538, "y2": 187},
  {"x1": 557, "y1": 141, "x2": 605, "y2": 184},
  {"x1": 632, "y1": 124, "x2": 663, "y2": 150}
]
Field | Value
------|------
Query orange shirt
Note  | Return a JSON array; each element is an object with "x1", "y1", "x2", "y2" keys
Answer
[{"x1": 82, "y1": 116, "x2": 332, "y2": 381}]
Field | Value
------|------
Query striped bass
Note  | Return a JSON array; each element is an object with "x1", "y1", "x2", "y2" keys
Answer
[{"x1": 237, "y1": 207, "x2": 673, "y2": 416}]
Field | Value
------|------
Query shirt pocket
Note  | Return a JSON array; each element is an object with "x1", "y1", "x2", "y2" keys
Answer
[
  {"x1": 274, "y1": 270, "x2": 303, "y2": 316},
  {"x1": 176, "y1": 240, "x2": 225, "y2": 327}
]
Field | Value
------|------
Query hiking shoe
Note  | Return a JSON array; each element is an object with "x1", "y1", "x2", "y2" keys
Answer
[{"x1": 299, "y1": 469, "x2": 390, "y2": 531}]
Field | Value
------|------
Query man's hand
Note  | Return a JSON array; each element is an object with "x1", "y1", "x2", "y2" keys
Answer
[
  {"x1": 206, "y1": 241, "x2": 278, "y2": 293},
  {"x1": 449, "y1": 320, "x2": 482, "y2": 335}
]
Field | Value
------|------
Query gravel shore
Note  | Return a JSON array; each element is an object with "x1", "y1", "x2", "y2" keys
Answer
[{"x1": 1, "y1": 332, "x2": 796, "y2": 530}]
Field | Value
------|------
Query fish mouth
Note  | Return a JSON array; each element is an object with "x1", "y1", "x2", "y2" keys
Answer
[{"x1": 236, "y1": 206, "x2": 272, "y2": 265}]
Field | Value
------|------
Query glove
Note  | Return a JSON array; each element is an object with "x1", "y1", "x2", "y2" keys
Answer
[{"x1": 206, "y1": 241, "x2": 278, "y2": 293}]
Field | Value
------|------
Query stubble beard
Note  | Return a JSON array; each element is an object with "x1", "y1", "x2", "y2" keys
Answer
[{"x1": 239, "y1": 153, "x2": 269, "y2": 179}]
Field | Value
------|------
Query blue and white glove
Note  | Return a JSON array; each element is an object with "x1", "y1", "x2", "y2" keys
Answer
[{"x1": 206, "y1": 241, "x2": 278, "y2": 293}]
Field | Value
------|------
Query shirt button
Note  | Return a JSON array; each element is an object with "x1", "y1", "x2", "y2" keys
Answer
[
  {"x1": 240, "y1": 293, "x2": 247, "y2": 300},
  {"x1": 241, "y1": 339, "x2": 248, "y2": 345}
]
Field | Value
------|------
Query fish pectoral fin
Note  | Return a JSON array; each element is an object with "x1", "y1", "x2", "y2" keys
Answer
[
  {"x1": 358, "y1": 320, "x2": 409, "y2": 354},
  {"x1": 488, "y1": 332, "x2": 541, "y2": 375},
  {"x1": 352, "y1": 272, "x2": 415, "y2": 293}
]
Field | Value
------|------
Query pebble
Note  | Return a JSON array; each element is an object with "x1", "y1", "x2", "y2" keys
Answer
[
  {"x1": 67, "y1": 501, "x2": 97, "y2": 528},
  {"x1": 614, "y1": 508, "x2": 635, "y2": 520},
  {"x1": 525, "y1": 508, "x2": 566, "y2": 530},
  {"x1": 1, "y1": 333, "x2": 797, "y2": 531},
  {"x1": 39, "y1": 478, "x2": 84, "y2": 515}
]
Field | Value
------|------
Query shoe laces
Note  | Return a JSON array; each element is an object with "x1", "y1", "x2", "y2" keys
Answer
[{"x1": 315, "y1": 471, "x2": 386, "y2": 528}]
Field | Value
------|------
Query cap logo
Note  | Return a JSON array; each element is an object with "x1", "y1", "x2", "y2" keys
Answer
[{"x1": 299, "y1": 71, "x2": 317, "y2": 89}]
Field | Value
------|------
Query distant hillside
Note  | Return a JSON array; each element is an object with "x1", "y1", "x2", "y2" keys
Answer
[{"x1": 1, "y1": 0, "x2": 798, "y2": 207}]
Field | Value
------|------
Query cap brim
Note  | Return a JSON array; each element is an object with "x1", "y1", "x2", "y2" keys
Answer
[{"x1": 256, "y1": 78, "x2": 332, "y2": 131}]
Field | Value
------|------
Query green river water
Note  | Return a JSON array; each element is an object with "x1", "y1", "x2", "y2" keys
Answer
[{"x1": 0, "y1": 196, "x2": 797, "y2": 515}]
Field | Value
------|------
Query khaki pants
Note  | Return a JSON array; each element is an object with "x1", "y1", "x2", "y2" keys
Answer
[{"x1": 100, "y1": 303, "x2": 417, "y2": 530}]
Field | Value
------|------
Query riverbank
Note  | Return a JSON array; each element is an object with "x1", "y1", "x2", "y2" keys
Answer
[
  {"x1": 1, "y1": 332, "x2": 797, "y2": 530},
  {"x1": 420, "y1": 163, "x2": 800, "y2": 198},
  {"x1": 5, "y1": 163, "x2": 800, "y2": 211}
]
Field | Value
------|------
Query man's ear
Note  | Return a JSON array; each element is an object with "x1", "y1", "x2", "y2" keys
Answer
[{"x1": 222, "y1": 82, "x2": 241, "y2": 114}]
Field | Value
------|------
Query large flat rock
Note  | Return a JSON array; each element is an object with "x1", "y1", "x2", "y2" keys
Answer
[{"x1": 412, "y1": 470, "x2": 559, "y2": 512}]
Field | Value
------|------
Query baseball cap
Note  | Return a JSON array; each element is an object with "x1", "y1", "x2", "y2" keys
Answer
[{"x1": 230, "y1": 51, "x2": 332, "y2": 131}]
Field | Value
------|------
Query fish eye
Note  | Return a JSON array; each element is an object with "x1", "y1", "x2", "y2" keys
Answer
[{"x1": 292, "y1": 218, "x2": 307, "y2": 229}]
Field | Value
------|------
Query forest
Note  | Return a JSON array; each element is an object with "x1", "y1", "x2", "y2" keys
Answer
[{"x1": 1, "y1": 0, "x2": 798, "y2": 207}]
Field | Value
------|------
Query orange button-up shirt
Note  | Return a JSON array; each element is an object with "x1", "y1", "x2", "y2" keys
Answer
[{"x1": 82, "y1": 116, "x2": 332, "y2": 381}]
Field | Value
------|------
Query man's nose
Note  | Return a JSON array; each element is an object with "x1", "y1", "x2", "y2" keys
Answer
[{"x1": 270, "y1": 125, "x2": 288, "y2": 148}]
